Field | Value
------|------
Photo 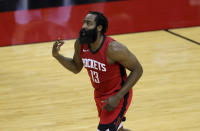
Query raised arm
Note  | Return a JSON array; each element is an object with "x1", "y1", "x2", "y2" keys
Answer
[{"x1": 52, "y1": 39, "x2": 83, "y2": 74}]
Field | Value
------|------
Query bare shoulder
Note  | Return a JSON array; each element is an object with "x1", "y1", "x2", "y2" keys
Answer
[
  {"x1": 107, "y1": 41, "x2": 130, "y2": 60},
  {"x1": 108, "y1": 41, "x2": 128, "y2": 52},
  {"x1": 107, "y1": 40, "x2": 142, "y2": 72}
]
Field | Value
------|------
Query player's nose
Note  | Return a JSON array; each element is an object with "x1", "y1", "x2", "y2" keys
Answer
[{"x1": 82, "y1": 23, "x2": 87, "y2": 29}]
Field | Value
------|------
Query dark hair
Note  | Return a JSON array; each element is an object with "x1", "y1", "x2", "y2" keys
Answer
[{"x1": 89, "y1": 11, "x2": 108, "y2": 34}]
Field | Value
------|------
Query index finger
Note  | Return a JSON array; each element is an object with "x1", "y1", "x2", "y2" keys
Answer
[
  {"x1": 102, "y1": 103, "x2": 113, "y2": 112},
  {"x1": 57, "y1": 39, "x2": 64, "y2": 44}
]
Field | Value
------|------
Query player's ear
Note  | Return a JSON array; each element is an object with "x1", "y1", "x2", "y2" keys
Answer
[{"x1": 97, "y1": 25, "x2": 103, "y2": 32}]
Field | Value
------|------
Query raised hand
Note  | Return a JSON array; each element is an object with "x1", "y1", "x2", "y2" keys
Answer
[{"x1": 52, "y1": 38, "x2": 64, "y2": 58}]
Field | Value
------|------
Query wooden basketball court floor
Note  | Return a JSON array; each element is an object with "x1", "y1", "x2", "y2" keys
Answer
[{"x1": 0, "y1": 26, "x2": 200, "y2": 131}]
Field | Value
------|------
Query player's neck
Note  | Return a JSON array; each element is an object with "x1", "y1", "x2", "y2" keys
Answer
[{"x1": 89, "y1": 34, "x2": 104, "y2": 51}]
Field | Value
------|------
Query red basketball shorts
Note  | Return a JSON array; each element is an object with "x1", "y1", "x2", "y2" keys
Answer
[{"x1": 95, "y1": 89, "x2": 133, "y2": 131}]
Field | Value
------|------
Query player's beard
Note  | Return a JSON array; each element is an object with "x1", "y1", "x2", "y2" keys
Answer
[{"x1": 78, "y1": 27, "x2": 98, "y2": 44}]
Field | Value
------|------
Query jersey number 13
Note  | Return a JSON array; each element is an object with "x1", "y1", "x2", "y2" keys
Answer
[{"x1": 90, "y1": 70, "x2": 100, "y2": 83}]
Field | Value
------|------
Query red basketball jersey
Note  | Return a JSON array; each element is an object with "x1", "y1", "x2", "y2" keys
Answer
[{"x1": 80, "y1": 36, "x2": 127, "y2": 98}]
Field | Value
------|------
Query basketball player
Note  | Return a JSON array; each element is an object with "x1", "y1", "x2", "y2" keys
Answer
[{"x1": 52, "y1": 11, "x2": 143, "y2": 131}]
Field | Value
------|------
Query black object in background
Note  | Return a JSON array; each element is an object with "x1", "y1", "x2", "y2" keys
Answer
[{"x1": 0, "y1": 0, "x2": 123, "y2": 12}]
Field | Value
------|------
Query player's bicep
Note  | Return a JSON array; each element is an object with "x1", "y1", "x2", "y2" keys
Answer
[{"x1": 73, "y1": 40, "x2": 83, "y2": 72}]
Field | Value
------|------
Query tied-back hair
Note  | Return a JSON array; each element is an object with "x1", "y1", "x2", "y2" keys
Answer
[{"x1": 89, "y1": 11, "x2": 108, "y2": 35}]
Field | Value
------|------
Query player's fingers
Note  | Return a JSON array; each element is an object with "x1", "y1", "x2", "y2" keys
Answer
[
  {"x1": 54, "y1": 39, "x2": 63, "y2": 48},
  {"x1": 57, "y1": 43, "x2": 62, "y2": 48},
  {"x1": 58, "y1": 41, "x2": 64, "y2": 46},
  {"x1": 57, "y1": 47, "x2": 60, "y2": 52},
  {"x1": 57, "y1": 37, "x2": 64, "y2": 43},
  {"x1": 53, "y1": 40, "x2": 59, "y2": 47},
  {"x1": 60, "y1": 40, "x2": 64, "y2": 45},
  {"x1": 57, "y1": 43, "x2": 64, "y2": 50},
  {"x1": 103, "y1": 102, "x2": 112, "y2": 109},
  {"x1": 56, "y1": 45, "x2": 60, "y2": 49},
  {"x1": 102, "y1": 104, "x2": 108, "y2": 110},
  {"x1": 56, "y1": 41, "x2": 64, "y2": 49},
  {"x1": 103, "y1": 104, "x2": 113, "y2": 112}
]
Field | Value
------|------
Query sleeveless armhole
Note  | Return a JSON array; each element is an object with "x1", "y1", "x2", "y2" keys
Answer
[
  {"x1": 80, "y1": 43, "x2": 85, "y2": 57},
  {"x1": 105, "y1": 37, "x2": 115, "y2": 66}
]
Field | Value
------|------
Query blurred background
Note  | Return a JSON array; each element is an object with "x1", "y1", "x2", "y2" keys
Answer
[
  {"x1": 0, "y1": 1, "x2": 200, "y2": 131},
  {"x1": 0, "y1": 0, "x2": 200, "y2": 46}
]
